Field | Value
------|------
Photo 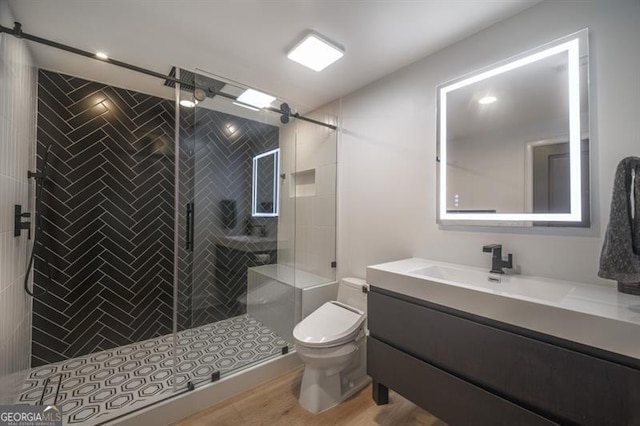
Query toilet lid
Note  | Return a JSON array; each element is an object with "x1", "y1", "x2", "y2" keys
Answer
[{"x1": 293, "y1": 301, "x2": 365, "y2": 348}]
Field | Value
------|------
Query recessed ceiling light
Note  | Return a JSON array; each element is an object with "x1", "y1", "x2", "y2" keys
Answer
[
  {"x1": 237, "y1": 89, "x2": 276, "y2": 109},
  {"x1": 287, "y1": 33, "x2": 344, "y2": 72},
  {"x1": 95, "y1": 52, "x2": 109, "y2": 60},
  {"x1": 233, "y1": 101, "x2": 260, "y2": 112},
  {"x1": 478, "y1": 96, "x2": 497, "y2": 105}
]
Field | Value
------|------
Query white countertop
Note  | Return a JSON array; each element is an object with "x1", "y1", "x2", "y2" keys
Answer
[{"x1": 367, "y1": 258, "x2": 640, "y2": 361}]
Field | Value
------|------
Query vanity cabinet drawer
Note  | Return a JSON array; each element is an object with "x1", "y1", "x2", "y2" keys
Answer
[
  {"x1": 368, "y1": 290, "x2": 640, "y2": 426},
  {"x1": 368, "y1": 337, "x2": 556, "y2": 426}
]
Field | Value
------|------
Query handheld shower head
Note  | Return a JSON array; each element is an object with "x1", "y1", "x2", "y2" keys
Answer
[
  {"x1": 28, "y1": 143, "x2": 52, "y2": 181},
  {"x1": 24, "y1": 142, "x2": 54, "y2": 297}
]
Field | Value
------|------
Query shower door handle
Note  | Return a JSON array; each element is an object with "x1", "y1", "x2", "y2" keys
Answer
[
  {"x1": 189, "y1": 202, "x2": 195, "y2": 251},
  {"x1": 185, "y1": 202, "x2": 194, "y2": 251}
]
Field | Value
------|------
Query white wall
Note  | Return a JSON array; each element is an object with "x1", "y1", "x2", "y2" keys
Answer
[
  {"x1": 0, "y1": 0, "x2": 36, "y2": 387},
  {"x1": 336, "y1": 0, "x2": 640, "y2": 286}
]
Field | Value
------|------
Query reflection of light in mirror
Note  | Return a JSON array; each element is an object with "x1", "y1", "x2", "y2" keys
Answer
[
  {"x1": 226, "y1": 123, "x2": 239, "y2": 136},
  {"x1": 237, "y1": 88, "x2": 276, "y2": 109},
  {"x1": 180, "y1": 99, "x2": 197, "y2": 108},
  {"x1": 252, "y1": 148, "x2": 280, "y2": 217},
  {"x1": 438, "y1": 36, "x2": 582, "y2": 222},
  {"x1": 478, "y1": 96, "x2": 497, "y2": 105},
  {"x1": 233, "y1": 101, "x2": 260, "y2": 112}
]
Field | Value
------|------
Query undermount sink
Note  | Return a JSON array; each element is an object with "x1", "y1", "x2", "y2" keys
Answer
[{"x1": 410, "y1": 265, "x2": 574, "y2": 303}]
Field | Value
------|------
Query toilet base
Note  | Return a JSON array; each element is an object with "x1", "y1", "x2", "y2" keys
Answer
[
  {"x1": 298, "y1": 365, "x2": 371, "y2": 414},
  {"x1": 298, "y1": 365, "x2": 342, "y2": 414},
  {"x1": 297, "y1": 337, "x2": 369, "y2": 414}
]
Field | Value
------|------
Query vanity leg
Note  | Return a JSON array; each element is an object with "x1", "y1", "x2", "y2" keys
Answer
[{"x1": 372, "y1": 380, "x2": 389, "y2": 405}]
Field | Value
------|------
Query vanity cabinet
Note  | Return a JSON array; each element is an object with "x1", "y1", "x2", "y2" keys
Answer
[{"x1": 367, "y1": 288, "x2": 640, "y2": 426}]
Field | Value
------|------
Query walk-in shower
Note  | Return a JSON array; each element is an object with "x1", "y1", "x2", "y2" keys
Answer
[{"x1": 0, "y1": 15, "x2": 337, "y2": 425}]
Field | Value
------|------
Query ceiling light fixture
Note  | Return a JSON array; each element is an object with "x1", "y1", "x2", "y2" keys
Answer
[
  {"x1": 180, "y1": 93, "x2": 199, "y2": 108},
  {"x1": 287, "y1": 33, "x2": 344, "y2": 72},
  {"x1": 95, "y1": 52, "x2": 109, "y2": 60},
  {"x1": 233, "y1": 101, "x2": 260, "y2": 112},
  {"x1": 478, "y1": 96, "x2": 497, "y2": 104},
  {"x1": 179, "y1": 100, "x2": 196, "y2": 108},
  {"x1": 237, "y1": 89, "x2": 276, "y2": 109}
]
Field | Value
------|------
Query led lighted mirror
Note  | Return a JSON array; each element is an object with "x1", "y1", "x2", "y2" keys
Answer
[
  {"x1": 437, "y1": 29, "x2": 589, "y2": 226},
  {"x1": 252, "y1": 148, "x2": 280, "y2": 217}
]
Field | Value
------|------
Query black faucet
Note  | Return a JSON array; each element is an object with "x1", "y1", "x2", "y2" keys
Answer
[{"x1": 482, "y1": 244, "x2": 513, "y2": 274}]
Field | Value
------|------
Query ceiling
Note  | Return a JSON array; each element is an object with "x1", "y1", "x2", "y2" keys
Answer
[{"x1": 7, "y1": 0, "x2": 541, "y2": 111}]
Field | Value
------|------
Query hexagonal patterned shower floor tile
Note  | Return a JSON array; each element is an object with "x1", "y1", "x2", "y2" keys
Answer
[{"x1": 18, "y1": 315, "x2": 291, "y2": 425}]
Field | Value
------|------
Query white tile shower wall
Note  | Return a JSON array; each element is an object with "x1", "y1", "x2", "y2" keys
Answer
[
  {"x1": 335, "y1": 0, "x2": 640, "y2": 286},
  {"x1": 0, "y1": 0, "x2": 36, "y2": 380}
]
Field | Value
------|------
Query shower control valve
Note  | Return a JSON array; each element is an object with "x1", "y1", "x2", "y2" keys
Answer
[{"x1": 14, "y1": 204, "x2": 32, "y2": 239}]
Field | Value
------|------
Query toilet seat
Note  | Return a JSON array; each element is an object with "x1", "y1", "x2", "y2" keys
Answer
[{"x1": 293, "y1": 301, "x2": 365, "y2": 348}]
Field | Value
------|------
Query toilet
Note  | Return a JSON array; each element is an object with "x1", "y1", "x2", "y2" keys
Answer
[{"x1": 293, "y1": 277, "x2": 369, "y2": 414}]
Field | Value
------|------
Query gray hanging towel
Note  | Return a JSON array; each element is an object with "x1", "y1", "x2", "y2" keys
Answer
[{"x1": 598, "y1": 156, "x2": 640, "y2": 284}]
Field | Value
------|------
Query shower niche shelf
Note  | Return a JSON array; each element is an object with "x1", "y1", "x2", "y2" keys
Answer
[{"x1": 289, "y1": 169, "x2": 315, "y2": 198}]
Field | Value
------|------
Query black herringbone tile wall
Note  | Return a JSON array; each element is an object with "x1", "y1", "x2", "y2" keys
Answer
[
  {"x1": 33, "y1": 70, "x2": 176, "y2": 367},
  {"x1": 191, "y1": 108, "x2": 279, "y2": 327}
]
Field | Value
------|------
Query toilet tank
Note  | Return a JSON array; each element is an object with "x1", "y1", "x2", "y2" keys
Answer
[{"x1": 337, "y1": 277, "x2": 368, "y2": 312}]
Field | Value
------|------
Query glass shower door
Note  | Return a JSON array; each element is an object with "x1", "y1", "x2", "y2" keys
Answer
[{"x1": 175, "y1": 70, "x2": 295, "y2": 389}]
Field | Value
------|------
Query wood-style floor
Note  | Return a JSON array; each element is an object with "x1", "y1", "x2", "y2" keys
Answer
[{"x1": 172, "y1": 368, "x2": 446, "y2": 426}]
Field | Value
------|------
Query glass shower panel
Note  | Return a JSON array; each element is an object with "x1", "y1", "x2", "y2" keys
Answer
[
  {"x1": 177, "y1": 70, "x2": 294, "y2": 388},
  {"x1": 281, "y1": 111, "x2": 338, "y2": 335},
  {"x1": 292, "y1": 112, "x2": 338, "y2": 288},
  {"x1": 177, "y1": 96, "x2": 195, "y2": 334},
  {"x1": 0, "y1": 13, "x2": 333, "y2": 421},
  {"x1": 31, "y1": 72, "x2": 178, "y2": 363},
  {"x1": 5, "y1": 46, "x2": 185, "y2": 423}
]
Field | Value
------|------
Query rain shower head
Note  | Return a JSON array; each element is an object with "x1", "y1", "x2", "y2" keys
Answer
[
  {"x1": 164, "y1": 66, "x2": 225, "y2": 101},
  {"x1": 164, "y1": 67, "x2": 195, "y2": 92}
]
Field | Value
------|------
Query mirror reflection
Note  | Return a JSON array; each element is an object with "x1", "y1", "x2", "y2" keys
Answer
[
  {"x1": 252, "y1": 148, "x2": 280, "y2": 217},
  {"x1": 437, "y1": 29, "x2": 589, "y2": 226}
]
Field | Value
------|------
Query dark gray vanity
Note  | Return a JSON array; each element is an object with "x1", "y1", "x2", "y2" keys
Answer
[
  {"x1": 382, "y1": 26, "x2": 636, "y2": 424},
  {"x1": 366, "y1": 259, "x2": 640, "y2": 426}
]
